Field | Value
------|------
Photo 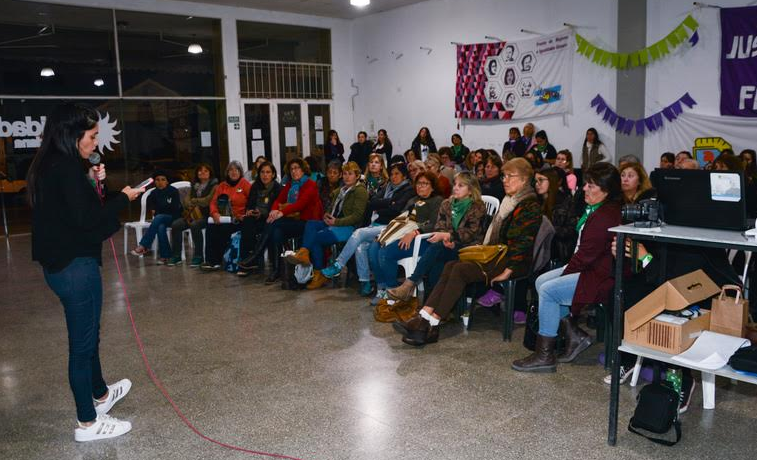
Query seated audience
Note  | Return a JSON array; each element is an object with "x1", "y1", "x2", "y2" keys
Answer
[
  {"x1": 319, "y1": 161, "x2": 343, "y2": 211},
  {"x1": 713, "y1": 150, "x2": 743, "y2": 171},
  {"x1": 555, "y1": 149, "x2": 579, "y2": 194},
  {"x1": 502, "y1": 127, "x2": 527, "y2": 157},
  {"x1": 131, "y1": 171, "x2": 183, "y2": 263},
  {"x1": 659, "y1": 152, "x2": 675, "y2": 169},
  {"x1": 364, "y1": 153, "x2": 389, "y2": 197},
  {"x1": 522, "y1": 122, "x2": 537, "y2": 152},
  {"x1": 536, "y1": 167, "x2": 577, "y2": 267},
  {"x1": 322, "y1": 161, "x2": 414, "y2": 295},
  {"x1": 240, "y1": 158, "x2": 324, "y2": 283},
  {"x1": 679, "y1": 158, "x2": 699, "y2": 170},
  {"x1": 674, "y1": 150, "x2": 692, "y2": 168},
  {"x1": 393, "y1": 158, "x2": 542, "y2": 346},
  {"x1": 620, "y1": 163, "x2": 655, "y2": 204},
  {"x1": 201, "y1": 162, "x2": 252, "y2": 270},
  {"x1": 512, "y1": 162, "x2": 621, "y2": 373},
  {"x1": 237, "y1": 161, "x2": 281, "y2": 276},
  {"x1": 425, "y1": 153, "x2": 452, "y2": 198},
  {"x1": 368, "y1": 172, "x2": 444, "y2": 304},
  {"x1": 168, "y1": 163, "x2": 219, "y2": 267},
  {"x1": 411, "y1": 126, "x2": 437, "y2": 161},
  {"x1": 581, "y1": 127, "x2": 610, "y2": 167},
  {"x1": 244, "y1": 155, "x2": 268, "y2": 183},
  {"x1": 474, "y1": 160, "x2": 485, "y2": 182},
  {"x1": 404, "y1": 148, "x2": 419, "y2": 164},
  {"x1": 450, "y1": 134, "x2": 470, "y2": 165},
  {"x1": 480, "y1": 154, "x2": 505, "y2": 200},
  {"x1": 530, "y1": 130, "x2": 558, "y2": 164},
  {"x1": 324, "y1": 130, "x2": 345, "y2": 165},
  {"x1": 286, "y1": 161, "x2": 368, "y2": 289},
  {"x1": 349, "y1": 131, "x2": 373, "y2": 171},
  {"x1": 617, "y1": 155, "x2": 640, "y2": 171},
  {"x1": 464, "y1": 149, "x2": 487, "y2": 172},
  {"x1": 524, "y1": 150, "x2": 544, "y2": 170},
  {"x1": 373, "y1": 129, "x2": 393, "y2": 164},
  {"x1": 386, "y1": 171, "x2": 486, "y2": 302}
]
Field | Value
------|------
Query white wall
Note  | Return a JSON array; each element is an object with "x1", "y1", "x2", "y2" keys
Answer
[
  {"x1": 38, "y1": 0, "x2": 355, "y2": 169},
  {"x1": 644, "y1": 0, "x2": 757, "y2": 171},
  {"x1": 349, "y1": 0, "x2": 618, "y2": 163}
]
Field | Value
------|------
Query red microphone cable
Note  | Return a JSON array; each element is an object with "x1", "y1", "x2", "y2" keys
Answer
[{"x1": 98, "y1": 175, "x2": 307, "y2": 460}]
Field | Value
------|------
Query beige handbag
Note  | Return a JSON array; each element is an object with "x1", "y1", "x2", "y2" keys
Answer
[{"x1": 377, "y1": 210, "x2": 419, "y2": 246}]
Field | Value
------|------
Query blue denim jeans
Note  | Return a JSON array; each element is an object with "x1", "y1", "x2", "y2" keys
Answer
[
  {"x1": 336, "y1": 225, "x2": 385, "y2": 282},
  {"x1": 369, "y1": 238, "x2": 430, "y2": 289},
  {"x1": 139, "y1": 213, "x2": 174, "y2": 258},
  {"x1": 43, "y1": 257, "x2": 108, "y2": 423},
  {"x1": 536, "y1": 265, "x2": 579, "y2": 337},
  {"x1": 302, "y1": 220, "x2": 353, "y2": 270}
]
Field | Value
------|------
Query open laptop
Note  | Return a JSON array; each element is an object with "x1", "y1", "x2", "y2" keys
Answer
[{"x1": 651, "y1": 169, "x2": 749, "y2": 231}]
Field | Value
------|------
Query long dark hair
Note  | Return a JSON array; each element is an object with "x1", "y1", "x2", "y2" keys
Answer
[
  {"x1": 413, "y1": 126, "x2": 434, "y2": 146},
  {"x1": 583, "y1": 127, "x2": 603, "y2": 146},
  {"x1": 193, "y1": 162, "x2": 215, "y2": 183},
  {"x1": 27, "y1": 103, "x2": 99, "y2": 206},
  {"x1": 252, "y1": 161, "x2": 278, "y2": 191},
  {"x1": 376, "y1": 129, "x2": 393, "y2": 149},
  {"x1": 584, "y1": 162, "x2": 621, "y2": 203}
]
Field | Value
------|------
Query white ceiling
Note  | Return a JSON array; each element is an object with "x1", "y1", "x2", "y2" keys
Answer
[{"x1": 179, "y1": 0, "x2": 429, "y2": 19}]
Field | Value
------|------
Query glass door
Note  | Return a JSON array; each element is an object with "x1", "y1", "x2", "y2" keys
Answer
[
  {"x1": 277, "y1": 104, "x2": 302, "y2": 173},
  {"x1": 243, "y1": 103, "x2": 272, "y2": 167},
  {"x1": 307, "y1": 104, "x2": 331, "y2": 171}
]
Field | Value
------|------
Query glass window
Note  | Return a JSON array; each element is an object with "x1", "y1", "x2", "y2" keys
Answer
[
  {"x1": 0, "y1": 0, "x2": 118, "y2": 96},
  {"x1": 237, "y1": 21, "x2": 331, "y2": 64},
  {"x1": 116, "y1": 11, "x2": 223, "y2": 97}
]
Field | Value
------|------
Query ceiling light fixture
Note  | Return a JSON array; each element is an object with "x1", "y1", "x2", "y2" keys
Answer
[
  {"x1": 94, "y1": 78, "x2": 105, "y2": 87},
  {"x1": 40, "y1": 67, "x2": 54, "y2": 77},
  {"x1": 350, "y1": 0, "x2": 370, "y2": 7},
  {"x1": 187, "y1": 43, "x2": 203, "y2": 54}
]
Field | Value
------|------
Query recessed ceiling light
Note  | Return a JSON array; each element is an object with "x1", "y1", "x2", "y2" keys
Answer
[
  {"x1": 40, "y1": 67, "x2": 54, "y2": 77},
  {"x1": 94, "y1": 78, "x2": 105, "y2": 87},
  {"x1": 351, "y1": 0, "x2": 370, "y2": 6},
  {"x1": 187, "y1": 43, "x2": 203, "y2": 54}
]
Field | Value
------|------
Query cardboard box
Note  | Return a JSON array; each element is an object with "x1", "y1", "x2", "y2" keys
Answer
[{"x1": 624, "y1": 270, "x2": 720, "y2": 354}]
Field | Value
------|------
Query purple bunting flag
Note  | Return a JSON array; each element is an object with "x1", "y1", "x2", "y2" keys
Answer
[
  {"x1": 616, "y1": 116, "x2": 626, "y2": 132},
  {"x1": 590, "y1": 93, "x2": 697, "y2": 136}
]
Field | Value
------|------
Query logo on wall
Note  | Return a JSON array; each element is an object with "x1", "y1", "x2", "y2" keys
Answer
[
  {"x1": 693, "y1": 137, "x2": 732, "y2": 167},
  {"x1": 0, "y1": 111, "x2": 120, "y2": 152}
]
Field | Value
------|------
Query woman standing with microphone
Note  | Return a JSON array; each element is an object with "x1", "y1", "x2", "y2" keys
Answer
[{"x1": 27, "y1": 104, "x2": 143, "y2": 442}]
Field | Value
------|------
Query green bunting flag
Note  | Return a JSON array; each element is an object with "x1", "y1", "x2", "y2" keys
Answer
[{"x1": 576, "y1": 14, "x2": 699, "y2": 68}]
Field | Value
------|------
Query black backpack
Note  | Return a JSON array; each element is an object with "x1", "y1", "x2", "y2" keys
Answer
[{"x1": 628, "y1": 365, "x2": 682, "y2": 446}]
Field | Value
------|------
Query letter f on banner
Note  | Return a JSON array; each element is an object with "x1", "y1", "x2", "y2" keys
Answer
[{"x1": 739, "y1": 86, "x2": 756, "y2": 110}]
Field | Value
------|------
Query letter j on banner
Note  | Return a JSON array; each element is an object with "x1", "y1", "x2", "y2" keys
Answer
[{"x1": 720, "y1": 6, "x2": 757, "y2": 116}]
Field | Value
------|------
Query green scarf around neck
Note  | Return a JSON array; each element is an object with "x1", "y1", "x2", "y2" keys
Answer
[
  {"x1": 451, "y1": 197, "x2": 473, "y2": 231},
  {"x1": 576, "y1": 201, "x2": 604, "y2": 232}
]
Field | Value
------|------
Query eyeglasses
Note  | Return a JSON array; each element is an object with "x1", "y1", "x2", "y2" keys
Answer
[
  {"x1": 502, "y1": 173, "x2": 521, "y2": 180},
  {"x1": 416, "y1": 181, "x2": 431, "y2": 187}
]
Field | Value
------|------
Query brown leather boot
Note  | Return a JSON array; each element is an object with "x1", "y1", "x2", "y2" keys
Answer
[
  {"x1": 401, "y1": 316, "x2": 439, "y2": 347},
  {"x1": 511, "y1": 335, "x2": 557, "y2": 373},
  {"x1": 306, "y1": 270, "x2": 329, "y2": 289},
  {"x1": 392, "y1": 312, "x2": 425, "y2": 336},
  {"x1": 286, "y1": 248, "x2": 311, "y2": 266},
  {"x1": 557, "y1": 316, "x2": 593, "y2": 363},
  {"x1": 387, "y1": 279, "x2": 416, "y2": 301}
]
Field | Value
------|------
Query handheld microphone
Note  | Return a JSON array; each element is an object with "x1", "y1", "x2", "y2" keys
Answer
[{"x1": 88, "y1": 152, "x2": 101, "y2": 166}]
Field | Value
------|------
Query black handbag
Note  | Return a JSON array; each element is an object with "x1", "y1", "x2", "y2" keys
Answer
[
  {"x1": 728, "y1": 345, "x2": 757, "y2": 374},
  {"x1": 628, "y1": 366, "x2": 682, "y2": 446}
]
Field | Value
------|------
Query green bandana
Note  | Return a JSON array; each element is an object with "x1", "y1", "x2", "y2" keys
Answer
[
  {"x1": 576, "y1": 201, "x2": 604, "y2": 232},
  {"x1": 451, "y1": 144, "x2": 464, "y2": 161},
  {"x1": 451, "y1": 197, "x2": 473, "y2": 231}
]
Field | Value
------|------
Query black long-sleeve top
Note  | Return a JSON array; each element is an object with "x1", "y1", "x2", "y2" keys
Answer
[
  {"x1": 147, "y1": 186, "x2": 182, "y2": 218},
  {"x1": 31, "y1": 156, "x2": 129, "y2": 273}
]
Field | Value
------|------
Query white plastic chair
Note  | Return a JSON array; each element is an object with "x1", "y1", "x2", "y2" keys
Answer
[
  {"x1": 482, "y1": 195, "x2": 500, "y2": 216},
  {"x1": 397, "y1": 197, "x2": 500, "y2": 300},
  {"x1": 123, "y1": 181, "x2": 191, "y2": 258}
]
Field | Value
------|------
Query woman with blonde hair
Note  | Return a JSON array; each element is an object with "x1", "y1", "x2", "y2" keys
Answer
[
  {"x1": 407, "y1": 160, "x2": 427, "y2": 181},
  {"x1": 364, "y1": 153, "x2": 389, "y2": 197},
  {"x1": 387, "y1": 171, "x2": 487, "y2": 302}
]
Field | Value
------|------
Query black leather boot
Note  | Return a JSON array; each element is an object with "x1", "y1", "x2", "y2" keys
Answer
[
  {"x1": 239, "y1": 233, "x2": 270, "y2": 270},
  {"x1": 557, "y1": 316, "x2": 593, "y2": 363},
  {"x1": 511, "y1": 335, "x2": 557, "y2": 373},
  {"x1": 264, "y1": 246, "x2": 281, "y2": 284}
]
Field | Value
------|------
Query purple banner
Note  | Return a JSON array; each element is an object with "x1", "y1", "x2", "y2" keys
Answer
[{"x1": 720, "y1": 6, "x2": 757, "y2": 116}]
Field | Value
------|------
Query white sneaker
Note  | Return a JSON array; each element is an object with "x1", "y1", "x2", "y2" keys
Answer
[
  {"x1": 75, "y1": 414, "x2": 132, "y2": 442},
  {"x1": 95, "y1": 379, "x2": 132, "y2": 416},
  {"x1": 603, "y1": 365, "x2": 633, "y2": 385}
]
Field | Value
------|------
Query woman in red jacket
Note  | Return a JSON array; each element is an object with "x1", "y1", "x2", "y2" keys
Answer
[
  {"x1": 512, "y1": 162, "x2": 621, "y2": 373},
  {"x1": 242, "y1": 158, "x2": 324, "y2": 283},
  {"x1": 201, "y1": 161, "x2": 251, "y2": 270}
]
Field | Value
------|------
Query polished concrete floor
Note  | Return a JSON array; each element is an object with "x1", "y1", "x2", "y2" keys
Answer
[{"x1": 2, "y1": 233, "x2": 756, "y2": 460}]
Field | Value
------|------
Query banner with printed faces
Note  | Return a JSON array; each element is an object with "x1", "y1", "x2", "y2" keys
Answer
[{"x1": 455, "y1": 29, "x2": 573, "y2": 120}]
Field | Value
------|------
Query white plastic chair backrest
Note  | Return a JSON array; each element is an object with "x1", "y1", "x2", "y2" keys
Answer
[
  {"x1": 482, "y1": 195, "x2": 500, "y2": 217},
  {"x1": 136, "y1": 187, "x2": 155, "y2": 223},
  {"x1": 170, "y1": 180, "x2": 191, "y2": 203},
  {"x1": 208, "y1": 216, "x2": 232, "y2": 224}
]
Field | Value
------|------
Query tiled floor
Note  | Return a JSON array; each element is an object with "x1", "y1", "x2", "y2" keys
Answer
[{"x1": 1, "y1": 234, "x2": 756, "y2": 460}]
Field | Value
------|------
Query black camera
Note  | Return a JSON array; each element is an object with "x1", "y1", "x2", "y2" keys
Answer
[{"x1": 621, "y1": 198, "x2": 663, "y2": 228}]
